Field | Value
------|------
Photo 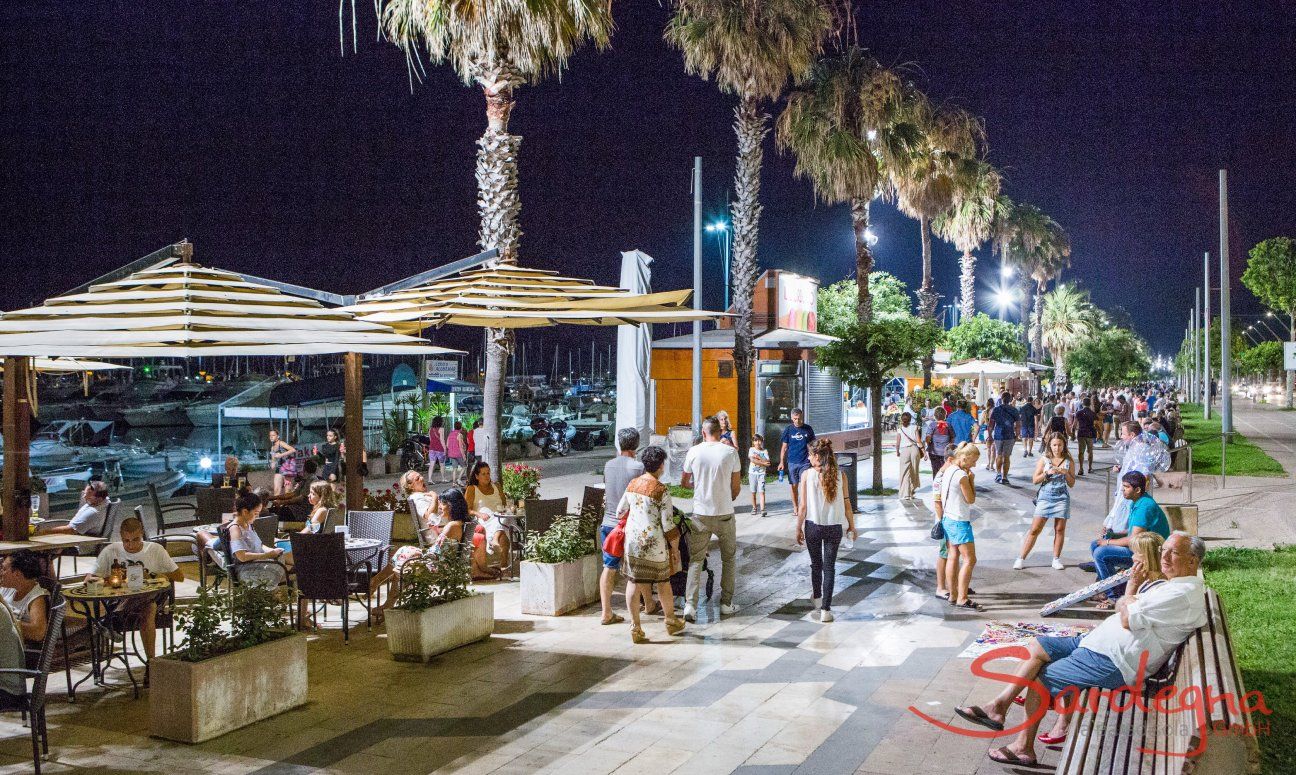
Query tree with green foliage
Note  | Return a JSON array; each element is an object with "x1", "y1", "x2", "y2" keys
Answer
[
  {"x1": 943, "y1": 313, "x2": 1026, "y2": 362},
  {"x1": 933, "y1": 160, "x2": 1005, "y2": 321},
  {"x1": 817, "y1": 272, "x2": 911, "y2": 333},
  {"x1": 1038, "y1": 283, "x2": 1100, "y2": 387},
  {"x1": 1065, "y1": 327, "x2": 1151, "y2": 388},
  {"x1": 1237, "y1": 341, "x2": 1284, "y2": 379},
  {"x1": 667, "y1": 0, "x2": 835, "y2": 460},
  {"x1": 817, "y1": 317, "x2": 943, "y2": 491},
  {"x1": 1241, "y1": 237, "x2": 1296, "y2": 408}
]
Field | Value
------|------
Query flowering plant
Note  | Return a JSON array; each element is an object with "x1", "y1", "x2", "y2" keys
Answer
[
  {"x1": 362, "y1": 483, "x2": 407, "y2": 512},
  {"x1": 501, "y1": 463, "x2": 541, "y2": 503}
]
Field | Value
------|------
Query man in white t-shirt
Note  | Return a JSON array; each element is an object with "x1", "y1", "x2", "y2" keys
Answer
[
  {"x1": 88, "y1": 516, "x2": 185, "y2": 660},
  {"x1": 681, "y1": 416, "x2": 742, "y2": 621},
  {"x1": 45, "y1": 481, "x2": 110, "y2": 536}
]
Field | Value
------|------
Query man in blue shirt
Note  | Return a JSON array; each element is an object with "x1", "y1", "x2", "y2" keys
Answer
[
  {"x1": 947, "y1": 401, "x2": 976, "y2": 446},
  {"x1": 987, "y1": 391, "x2": 1021, "y2": 485},
  {"x1": 1090, "y1": 471, "x2": 1171, "y2": 604},
  {"x1": 779, "y1": 408, "x2": 815, "y2": 514}
]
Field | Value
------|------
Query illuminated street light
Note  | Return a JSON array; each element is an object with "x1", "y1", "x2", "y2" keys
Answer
[
  {"x1": 705, "y1": 220, "x2": 732, "y2": 309},
  {"x1": 865, "y1": 227, "x2": 879, "y2": 247},
  {"x1": 1000, "y1": 264, "x2": 1014, "y2": 278}
]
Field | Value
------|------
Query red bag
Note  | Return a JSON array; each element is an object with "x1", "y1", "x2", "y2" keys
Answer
[{"x1": 602, "y1": 516, "x2": 628, "y2": 558}]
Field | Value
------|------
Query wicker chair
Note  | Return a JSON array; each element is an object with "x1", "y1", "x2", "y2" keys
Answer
[
  {"x1": 0, "y1": 598, "x2": 66, "y2": 774},
  {"x1": 289, "y1": 532, "x2": 369, "y2": 642}
]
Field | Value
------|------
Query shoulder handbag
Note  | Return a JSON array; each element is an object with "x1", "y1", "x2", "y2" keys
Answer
[
  {"x1": 930, "y1": 520, "x2": 945, "y2": 541},
  {"x1": 602, "y1": 515, "x2": 628, "y2": 558}
]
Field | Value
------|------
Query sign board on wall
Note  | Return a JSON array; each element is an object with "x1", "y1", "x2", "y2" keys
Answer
[
  {"x1": 777, "y1": 273, "x2": 818, "y2": 333},
  {"x1": 1285, "y1": 342, "x2": 1296, "y2": 371},
  {"x1": 424, "y1": 360, "x2": 459, "y2": 382}
]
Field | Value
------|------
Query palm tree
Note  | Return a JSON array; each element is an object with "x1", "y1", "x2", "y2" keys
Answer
[
  {"x1": 381, "y1": 0, "x2": 614, "y2": 477},
  {"x1": 932, "y1": 160, "x2": 1004, "y2": 321},
  {"x1": 776, "y1": 48, "x2": 917, "y2": 323},
  {"x1": 776, "y1": 47, "x2": 920, "y2": 490},
  {"x1": 1039, "y1": 283, "x2": 1099, "y2": 387},
  {"x1": 893, "y1": 99, "x2": 983, "y2": 385},
  {"x1": 995, "y1": 200, "x2": 1067, "y2": 361},
  {"x1": 666, "y1": 0, "x2": 833, "y2": 457}
]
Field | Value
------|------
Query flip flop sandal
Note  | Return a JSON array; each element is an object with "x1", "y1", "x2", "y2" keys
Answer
[
  {"x1": 987, "y1": 747, "x2": 1037, "y2": 766},
  {"x1": 601, "y1": 613, "x2": 626, "y2": 625},
  {"x1": 954, "y1": 705, "x2": 1005, "y2": 731},
  {"x1": 951, "y1": 600, "x2": 984, "y2": 611},
  {"x1": 935, "y1": 591, "x2": 951, "y2": 600},
  {"x1": 1038, "y1": 731, "x2": 1068, "y2": 745},
  {"x1": 1095, "y1": 600, "x2": 1116, "y2": 611}
]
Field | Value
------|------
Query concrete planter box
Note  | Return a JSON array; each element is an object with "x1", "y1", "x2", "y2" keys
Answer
[
  {"x1": 149, "y1": 632, "x2": 307, "y2": 744},
  {"x1": 386, "y1": 593, "x2": 494, "y2": 662},
  {"x1": 520, "y1": 553, "x2": 600, "y2": 616}
]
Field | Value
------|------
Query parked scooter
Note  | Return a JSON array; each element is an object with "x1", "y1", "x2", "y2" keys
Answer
[
  {"x1": 399, "y1": 433, "x2": 429, "y2": 472},
  {"x1": 530, "y1": 417, "x2": 571, "y2": 458}
]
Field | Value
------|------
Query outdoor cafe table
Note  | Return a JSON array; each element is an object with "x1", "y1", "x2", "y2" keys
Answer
[
  {"x1": 63, "y1": 576, "x2": 171, "y2": 700},
  {"x1": 0, "y1": 534, "x2": 106, "y2": 577}
]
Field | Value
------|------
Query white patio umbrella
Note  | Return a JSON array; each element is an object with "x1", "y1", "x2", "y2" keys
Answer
[
  {"x1": 0, "y1": 357, "x2": 130, "y2": 373},
  {"x1": 0, "y1": 253, "x2": 461, "y2": 535}
]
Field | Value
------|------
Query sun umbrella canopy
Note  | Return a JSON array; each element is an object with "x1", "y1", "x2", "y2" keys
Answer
[
  {"x1": 345, "y1": 264, "x2": 723, "y2": 331},
  {"x1": 936, "y1": 358, "x2": 1031, "y2": 380},
  {"x1": 0, "y1": 262, "x2": 459, "y2": 357},
  {"x1": 1, "y1": 357, "x2": 129, "y2": 373}
]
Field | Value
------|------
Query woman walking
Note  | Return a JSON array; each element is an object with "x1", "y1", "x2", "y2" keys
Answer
[
  {"x1": 267, "y1": 429, "x2": 296, "y2": 496},
  {"x1": 427, "y1": 415, "x2": 448, "y2": 482},
  {"x1": 795, "y1": 438, "x2": 856, "y2": 623},
  {"x1": 895, "y1": 412, "x2": 924, "y2": 500},
  {"x1": 941, "y1": 444, "x2": 981, "y2": 611},
  {"x1": 446, "y1": 420, "x2": 467, "y2": 485},
  {"x1": 319, "y1": 429, "x2": 341, "y2": 483},
  {"x1": 616, "y1": 446, "x2": 686, "y2": 643},
  {"x1": 1014, "y1": 433, "x2": 1075, "y2": 570},
  {"x1": 924, "y1": 407, "x2": 952, "y2": 477}
]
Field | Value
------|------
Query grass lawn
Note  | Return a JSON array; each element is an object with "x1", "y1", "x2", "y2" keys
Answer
[
  {"x1": 1203, "y1": 545, "x2": 1296, "y2": 774},
  {"x1": 1179, "y1": 403, "x2": 1286, "y2": 476}
]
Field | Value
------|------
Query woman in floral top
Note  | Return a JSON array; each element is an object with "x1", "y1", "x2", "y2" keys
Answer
[{"x1": 615, "y1": 445, "x2": 686, "y2": 644}]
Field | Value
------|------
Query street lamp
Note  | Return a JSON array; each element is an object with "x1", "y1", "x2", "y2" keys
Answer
[
  {"x1": 994, "y1": 287, "x2": 1016, "y2": 321},
  {"x1": 1000, "y1": 264, "x2": 1014, "y2": 278},
  {"x1": 705, "y1": 220, "x2": 732, "y2": 310}
]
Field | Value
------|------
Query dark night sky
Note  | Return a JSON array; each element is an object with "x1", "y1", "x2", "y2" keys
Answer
[{"x1": 3, "y1": 1, "x2": 1295, "y2": 361}]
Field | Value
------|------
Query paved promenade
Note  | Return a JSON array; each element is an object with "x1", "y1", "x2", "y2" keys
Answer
[{"x1": 0, "y1": 408, "x2": 1286, "y2": 774}]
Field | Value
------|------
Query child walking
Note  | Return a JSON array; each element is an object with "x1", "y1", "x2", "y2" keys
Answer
[{"x1": 748, "y1": 434, "x2": 770, "y2": 517}]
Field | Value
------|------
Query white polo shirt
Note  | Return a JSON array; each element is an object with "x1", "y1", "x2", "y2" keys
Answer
[{"x1": 1079, "y1": 575, "x2": 1207, "y2": 683}]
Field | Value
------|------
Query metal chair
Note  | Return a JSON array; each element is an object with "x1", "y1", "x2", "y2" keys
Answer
[
  {"x1": 251, "y1": 515, "x2": 279, "y2": 549},
  {"x1": 217, "y1": 523, "x2": 290, "y2": 590},
  {"x1": 136, "y1": 504, "x2": 198, "y2": 566},
  {"x1": 345, "y1": 510, "x2": 393, "y2": 604},
  {"x1": 580, "y1": 485, "x2": 606, "y2": 523},
  {"x1": 0, "y1": 599, "x2": 66, "y2": 774},
  {"x1": 194, "y1": 486, "x2": 236, "y2": 522},
  {"x1": 289, "y1": 532, "x2": 367, "y2": 642},
  {"x1": 522, "y1": 497, "x2": 568, "y2": 538}
]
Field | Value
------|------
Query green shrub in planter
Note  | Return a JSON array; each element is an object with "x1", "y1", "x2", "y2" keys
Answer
[
  {"x1": 173, "y1": 583, "x2": 294, "y2": 662},
  {"x1": 524, "y1": 515, "x2": 595, "y2": 564},
  {"x1": 393, "y1": 544, "x2": 473, "y2": 613}
]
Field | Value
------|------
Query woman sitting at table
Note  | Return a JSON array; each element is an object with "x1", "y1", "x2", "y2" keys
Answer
[
  {"x1": 0, "y1": 550, "x2": 49, "y2": 645},
  {"x1": 228, "y1": 491, "x2": 291, "y2": 588},
  {"x1": 300, "y1": 481, "x2": 339, "y2": 534},
  {"x1": 465, "y1": 462, "x2": 512, "y2": 580},
  {"x1": 377, "y1": 487, "x2": 470, "y2": 617}
]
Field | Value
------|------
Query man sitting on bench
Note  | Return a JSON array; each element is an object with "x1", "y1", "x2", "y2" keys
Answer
[{"x1": 954, "y1": 531, "x2": 1207, "y2": 767}]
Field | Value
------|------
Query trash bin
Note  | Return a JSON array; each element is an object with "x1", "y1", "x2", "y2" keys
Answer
[{"x1": 835, "y1": 452, "x2": 858, "y2": 512}]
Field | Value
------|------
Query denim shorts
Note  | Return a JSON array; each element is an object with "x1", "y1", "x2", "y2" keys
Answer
[
  {"x1": 598, "y1": 524, "x2": 620, "y2": 570},
  {"x1": 1036, "y1": 636, "x2": 1127, "y2": 697},
  {"x1": 942, "y1": 518, "x2": 974, "y2": 545},
  {"x1": 788, "y1": 461, "x2": 811, "y2": 487}
]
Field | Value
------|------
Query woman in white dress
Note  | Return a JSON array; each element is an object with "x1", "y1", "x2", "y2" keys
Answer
[
  {"x1": 615, "y1": 446, "x2": 686, "y2": 644},
  {"x1": 465, "y1": 462, "x2": 511, "y2": 580},
  {"x1": 895, "y1": 412, "x2": 924, "y2": 500}
]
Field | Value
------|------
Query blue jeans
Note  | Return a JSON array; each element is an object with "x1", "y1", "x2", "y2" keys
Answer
[
  {"x1": 1090, "y1": 540, "x2": 1134, "y2": 600},
  {"x1": 805, "y1": 521, "x2": 843, "y2": 610},
  {"x1": 599, "y1": 524, "x2": 621, "y2": 570}
]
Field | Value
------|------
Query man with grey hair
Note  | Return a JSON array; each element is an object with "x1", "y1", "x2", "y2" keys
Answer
[
  {"x1": 599, "y1": 427, "x2": 644, "y2": 626},
  {"x1": 955, "y1": 530, "x2": 1206, "y2": 766},
  {"x1": 682, "y1": 416, "x2": 742, "y2": 621}
]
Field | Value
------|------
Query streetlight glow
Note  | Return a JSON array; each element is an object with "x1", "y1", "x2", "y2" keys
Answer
[
  {"x1": 1000, "y1": 264, "x2": 1014, "y2": 278},
  {"x1": 994, "y1": 288, "x2": 1015, "y2": 310},
  {"x1": 864, "y1": 227, "x2": 879, "y2": 246}
]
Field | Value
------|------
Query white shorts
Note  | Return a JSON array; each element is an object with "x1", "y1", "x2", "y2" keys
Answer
[{"x1": 749, "y1": 473, "x2": 766, "y2": 494}]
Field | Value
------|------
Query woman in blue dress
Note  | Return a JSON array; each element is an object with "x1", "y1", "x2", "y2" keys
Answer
[{"x1": 1014, "y1": 432, "x2": 1075, "y2": 570}]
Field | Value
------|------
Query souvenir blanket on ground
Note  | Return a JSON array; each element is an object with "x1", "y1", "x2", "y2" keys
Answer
[
  {"x1": 958, "y1": 620, "x2": 1091, "y2": 659},
  {"x1": 1039, "y1": 567, "x2": 1133, "y2": 617}
]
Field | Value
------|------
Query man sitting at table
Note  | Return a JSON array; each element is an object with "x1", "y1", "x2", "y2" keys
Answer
[
  {"x1": 44, "y1": 480, "x2": 110, "y2": 536},
  {"x1": 0, "y1": 551, "x2": 49, "y2": 645},
  {"x1": 87, "y1": 516, "x2": 185, "y2": 661},
  {"x1": 953, "y1": 531, "x2": 1207, "y2": 767}
]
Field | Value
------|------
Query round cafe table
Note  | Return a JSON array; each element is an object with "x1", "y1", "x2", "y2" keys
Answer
[{"x1": 63, "y1": 577, "x2": 171, "y2": 699}]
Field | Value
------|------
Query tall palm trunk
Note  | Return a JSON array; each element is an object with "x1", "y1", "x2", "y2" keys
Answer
[
  {"x1": 917, "y1": 215, "x2": 937, "y2": 387},
  {"x1": 1052, "y1": 348, "x2": 1066, "y2": 388},
  {"x1": 1031, "y1": 279, "x2": 1047, "y2": 364},
  {"x1": 1017, "y1": 272, "x2": 1032, "y2": 350},
  {"x1": 850, "y1": 198, "x2": 886, "y2": 490},
  {"x1": 731, "y1": 95, "x2": 766, "y2": 460},
  {"x1": 476, "y1": 60, "x2": 524, "y2": 479},
  {"x1": 958, "y1": 250, "x2": 976, "y2": 320}
]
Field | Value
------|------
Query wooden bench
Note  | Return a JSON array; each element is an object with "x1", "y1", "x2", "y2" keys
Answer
[{"x1": 1054, "y1": 588, "x2": 1261, "y2": 774}]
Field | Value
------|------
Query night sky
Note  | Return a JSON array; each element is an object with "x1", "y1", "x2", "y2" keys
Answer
[{"x1": 3, "y1": 1, "x2": 1295, "y2": 362}]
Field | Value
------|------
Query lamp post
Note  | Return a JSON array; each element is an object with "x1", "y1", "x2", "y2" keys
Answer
[
  {"x1": 705, "y1": 220, "x2": 732, "y2": 310},
  {"x1": 998, "y1": 264, "x2": 1014, "y2": 321}
]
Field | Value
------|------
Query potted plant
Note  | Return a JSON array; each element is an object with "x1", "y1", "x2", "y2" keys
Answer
[
  {"x1": 520, "y1": 515, "x2": 599, "y2": 616},
  {"x1": 385, "y1": 545, "x2": 493, "y2": 662},
  {"x1": 149, "y1": 584, "x2": 306, "y2": 743},
  {"x1": 501, "y1": 463, "x2": 541, "y2": 511}
]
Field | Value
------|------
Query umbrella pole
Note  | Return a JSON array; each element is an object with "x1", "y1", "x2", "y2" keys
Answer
[
  {"x1": 343, "y1": 352, "x2": 365, "y2": 511},
  {"x1": 2, "y1": 356, "x2": 33, "y2": 541}
]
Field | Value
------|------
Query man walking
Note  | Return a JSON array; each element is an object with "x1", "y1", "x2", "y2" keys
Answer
[
  {"x1": 599, "y1": 428, "x2": 644, "y2": 626},
  {"x1": 682, "y1": 417, "x2": 743, "y2": 621},
  {"x1": 778, "y1": 408, "x2": 816, "y2": 515},
  {"x1": 988, "y1": 391, "x2": 1021, "y2": 485},
  {"x1": 947, "y1": 400, "x2": 976, "y2": 446},
  {"x1": 1074, "y1": 398, "x2": 1097, "y2": 475}
]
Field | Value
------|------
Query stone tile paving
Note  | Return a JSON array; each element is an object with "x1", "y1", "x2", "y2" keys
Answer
[{"x1": 2, "y1": 417, "x2": 1275, "y2": 774}]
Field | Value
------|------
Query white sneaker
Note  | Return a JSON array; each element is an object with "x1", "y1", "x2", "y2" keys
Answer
[
  {"x1": 1052, "y1": 558, "x2": 1065, "y2": 570},
  {"x1": 819, "y1": 610, "x2": 834, "y2": 623},
  {"x1": 720, "y1": 603, "x2": 740, "y2": 616},
  {"x1": 682, "y1": 604, "x2": 696, "y2": 623},
  {"x1": 811, "y1": 596, "x2": 822, "y2": 610},
  {"x1": 1013, "y1": 558, "x2": 1024, "y2": 570}
]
